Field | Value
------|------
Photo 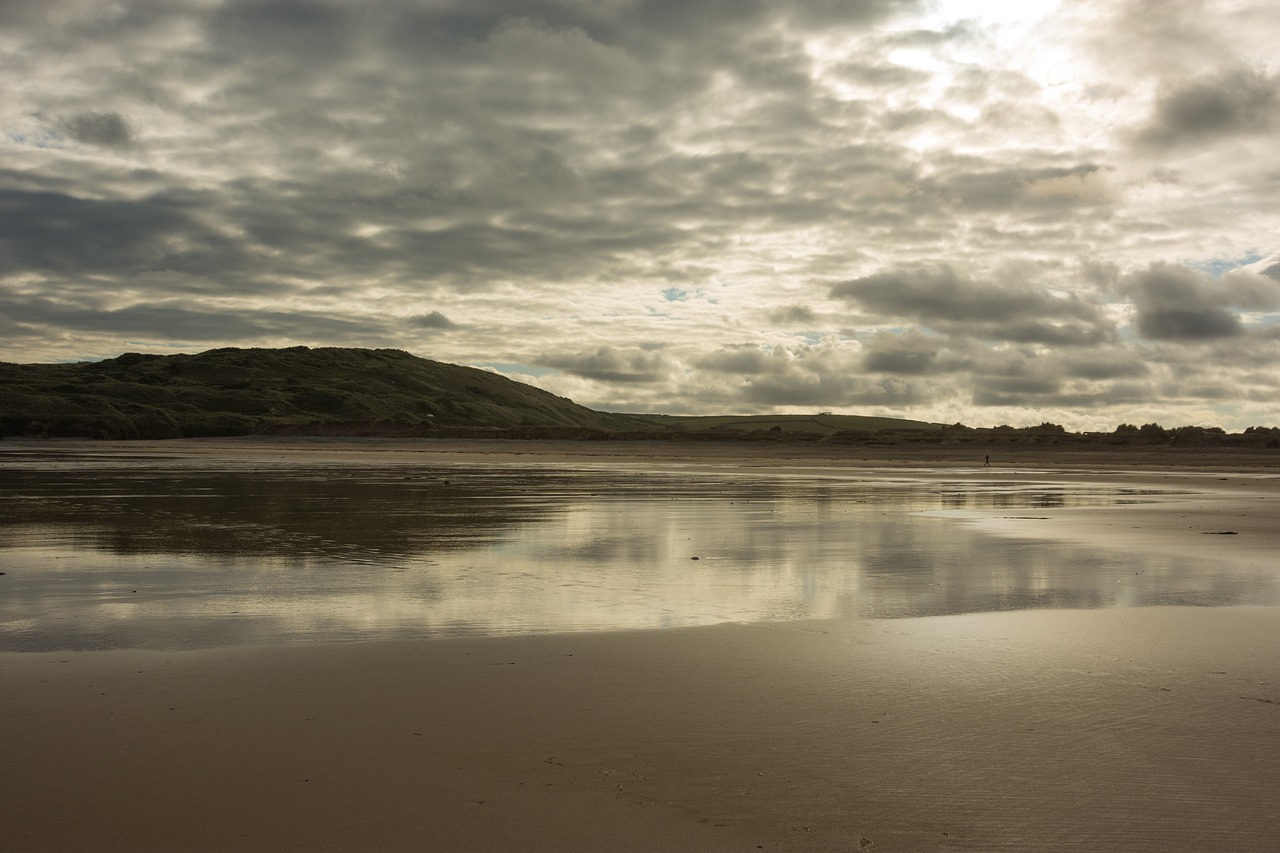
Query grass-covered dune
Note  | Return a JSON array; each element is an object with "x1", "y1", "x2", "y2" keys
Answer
[{"x1": 0, "y1": 346, "x2": 652, "y2": 440}]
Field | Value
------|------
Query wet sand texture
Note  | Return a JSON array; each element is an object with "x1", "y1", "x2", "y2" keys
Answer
[{"x1": 3, "y1": 608, "x2": 1279, "y2": 851}]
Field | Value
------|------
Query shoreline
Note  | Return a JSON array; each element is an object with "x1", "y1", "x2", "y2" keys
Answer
[
  {"x1": 6, "y1": 433, "x2": 1280, "y2": 472},
  {"x1": 4, "y1": 438, "x2": 1280, "y2": 850}
]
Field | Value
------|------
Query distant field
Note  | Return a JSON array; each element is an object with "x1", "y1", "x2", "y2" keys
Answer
[{"x1": 635, "y1": 413, "x2": 942, "y2": 435}]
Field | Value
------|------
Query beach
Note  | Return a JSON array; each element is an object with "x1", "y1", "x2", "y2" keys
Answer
[{"x1": 3, "y1": 438, "x2": 1280, "y2": 851}]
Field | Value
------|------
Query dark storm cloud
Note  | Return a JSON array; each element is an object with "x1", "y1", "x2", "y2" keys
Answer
[
  {"x1": 743, "y1": 373, "x2": 927, "y2": 408},
  {"x1": 860, "y1": 332, "x2": 1168, "y2": 411},
  {"x1": 768, "y1": 305, "x2": 818, "y2": 326},
  {"x1": 964, "y1": 346, "x2": 1163, "y2": 409},
  {"x1": 540, "y1": 346, "x2": 676, "y2": 384},
  {"x1": 1221, "y1": 268, "x2": 1280, "y2": 312},
  {"x1": 860, "y1": 329, "x2": 958, "y2": 376},
  {"x1": 1136, "y1": 66, "x2": 1280, "y2": 148},
  {"x1": 408, "y1": 311, "x2": 456, "y2": 330},
  {"x1": 927, "y1": 163, "x2": 1114, "y2": 213},
  {"x1": 974, "y1": 374, "x2": 1061, "y2": 398},
  {"x1": 856, "y1": 329, "x2": 1160, "y2": 410},
  {"x1": 62, "y1": 112, "x2": 134, "y2": 147},
  {"x1": 0, "y1": 188, "x2": 196, "y2": 274},
  {"x1": 693, "y1": 345, "x2": 773, "y2": 376},
  {"x1": 831, "y1": 266, "x2": 1100, "y2": 325},
  {"x1": 688, "y1": 339, "x2": 937, "y2": 409},
  {"x1": 1123, "y1": 263, "x2": 1245, "y2": 340},
  {"x1": 368, "y1": 0, "x2": 914, "y2": 92},
  {"x1": 1063, "y1": 354, "x2": 1150, "y2": 381},
  {"x1": 996, "y1": 322, "x2": 1113, "y2": 347},
  {"x1": 971, "y1": 386, "x2": 1155, "y2": 410},
  {"x1": 1139, "y1": 308, "x2": 1240, "y2": 341},
  {"x1": 0, "y1": 180, "x2": 341, "y2": 297},
  {"x1": 0, "y1": 292, "x2": 388, "y2": 344},
  {"x1": 863, "y1": 347, "x2": 939, "y2": 376},
  {"x1": 209, "y1": 0, "x2": 353, "y2": 59},
  {"x1": 829, "y1": 60, "x2": 928, "y2": 88}
]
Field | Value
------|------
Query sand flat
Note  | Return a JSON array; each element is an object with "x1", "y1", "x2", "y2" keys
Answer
[
  {"x1": 3, "y1": 438, "x2": 1280, "y2": 851},
  {"x1": 4, "y1": 609, "x2": 1279, "y2": 851}
]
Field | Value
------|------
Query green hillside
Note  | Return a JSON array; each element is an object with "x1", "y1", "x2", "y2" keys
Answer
[{"x1": 0, "y1": 346, "x2": 651, "y2": 439}]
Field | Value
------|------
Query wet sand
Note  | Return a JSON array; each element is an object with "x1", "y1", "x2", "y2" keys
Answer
[{"x1": 3, "y1": 438, "x2": 1280, "y2": 851}]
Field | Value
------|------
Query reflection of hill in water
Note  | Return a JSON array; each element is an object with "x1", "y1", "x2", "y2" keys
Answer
[
  {"x1": 2, "y1": 467, "x2": 567, "y2": 561},
  {"x1": 4, "y1": 462, "x2": 1276, "y2": 651},
  {"x1": 12, "y1": 466, "x2": 1084, "y2": 562},
  {"x1": 3, "y1": 465, "x2": 873, "y2": 561}
]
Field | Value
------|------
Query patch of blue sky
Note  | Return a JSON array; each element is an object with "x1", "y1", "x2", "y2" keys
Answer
[
  {"x1": 7, "y1": 130, "x2": 60, "y2": 148},
  {"x1": 474, "y1": 362, "x2": 559, "y2": 378},
  {"x1": 1191, "y1": 253, "x2": 1264, "y2": 277},
  {"x1": 662, "y1": 287, "x2": 689, "y2": 302}
]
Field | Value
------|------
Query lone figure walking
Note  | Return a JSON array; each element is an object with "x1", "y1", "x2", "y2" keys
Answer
[{"x1": 984, "y1": 454, "x2": 991, "y2": 467}]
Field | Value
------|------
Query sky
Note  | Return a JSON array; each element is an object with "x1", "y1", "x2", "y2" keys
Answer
[{"x1": 3, "y1": 0, "x2": 1280, "y2": 430}]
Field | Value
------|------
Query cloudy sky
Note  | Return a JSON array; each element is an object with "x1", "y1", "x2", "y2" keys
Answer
[{"x1": 4, "y1": 0, "x2": 1280, "y2": 429}]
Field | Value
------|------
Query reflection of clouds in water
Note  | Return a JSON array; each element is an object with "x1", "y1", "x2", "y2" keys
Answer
[{"x1": 0, "y1": 463, "x2": 1275, "y2": 650}]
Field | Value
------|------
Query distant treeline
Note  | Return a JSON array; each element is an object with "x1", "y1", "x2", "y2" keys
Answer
[
  {"x1": 821, "y1": 422, "x2": 1280, "y2": 449},
  {"x1": 7, "y1": 416, "x2": 1276, "y2": 450}
]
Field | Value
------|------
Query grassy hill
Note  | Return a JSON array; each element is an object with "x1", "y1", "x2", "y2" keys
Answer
[
  {"x1": 0, "y1": 347, "x2": 651, "y2": 439},
  {"x1": 5, "y1": 348, "x2": 1271, "y2": 447},
  {"x1": 636, "y1": 413, "x2": 943, "y2": 435}
]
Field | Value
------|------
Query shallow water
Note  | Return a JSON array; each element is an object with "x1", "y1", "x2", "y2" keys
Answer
[{"x1": 2, "y1": 454, "x2": 1276, "y2": 650}]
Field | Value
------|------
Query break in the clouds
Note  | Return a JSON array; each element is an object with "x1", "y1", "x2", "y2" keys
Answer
[{"x1": 3, "y1": 0, "x2": 1280, "y2": 430}]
